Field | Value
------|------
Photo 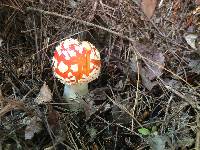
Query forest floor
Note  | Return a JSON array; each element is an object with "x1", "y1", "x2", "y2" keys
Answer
[{"x1": 0, "y1": 0, "x2": 200, "y2": 149}]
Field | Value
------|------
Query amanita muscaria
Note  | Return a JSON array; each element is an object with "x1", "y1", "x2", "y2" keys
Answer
[{"x1": 52, "y1": 38, "x2": 101, "y2": 110}]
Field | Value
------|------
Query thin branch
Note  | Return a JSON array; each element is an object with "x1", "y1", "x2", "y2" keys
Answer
[{"x1": 26, "y1": 7, "x2": 135, "y2": 43}]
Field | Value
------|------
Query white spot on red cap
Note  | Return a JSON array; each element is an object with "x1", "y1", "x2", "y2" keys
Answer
[
  {"x1": 58, "y1": 61, "x2": 68, "y2": 73},
  {"x1": 62, "y1": 50, "x2": 70, "y2": 60},
  {"x1": 68, "y1": 50, "x2": 76, "y2": 57},
  {"x1": 75, "y1": 45, "x2": 82, "y2": 53},
  {"x1": 90, "y1": 63, "x2": 94, "y2": 69},
  {"x1": 56, "y1": 45, "x2": 62, "y2": 55},
  {"x1": 82, "y1": 41, "x2": 91, "y2": 51},
  {"x1": 90, "y1": 51, "x2": 95, "y2": 59},
  {"x1": 68, "y1": 72, "x2": 73, "y2": 77},
  {"x1": 71, "y1": 64, "x2": 78, "y2": 72}
]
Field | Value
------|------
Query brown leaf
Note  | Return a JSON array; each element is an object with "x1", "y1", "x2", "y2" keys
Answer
[
  {"x1": 35, "y1": 82, "x2": 52, "y2": 104},
  {"x1": 140, "y1": 69, "x2": 158, "y2": 90},
  {"x1": 84, "y1": 89, "x2": 107, "y2": 119},
  {"x1": 196, "y1": 0, "x2": 200, "y2": 5},
  {"x1": 47, "y1": 110, "x2": 60, "y2": 130},
  {"x1": 134, "y1": 42, "x2": 165, "y2": 80},
  {"x1": 141, "y1": 0, "x2": 157, "y2": 19},
  {"x1": 143, "y1": 52, "x2": 165, "y2": 80},
  {"x1": 130, "y1": 41, "x2": 165, "y2": 90},
  {"x1": 130, "y1": 57, "x2": 158, "y2": 91}
]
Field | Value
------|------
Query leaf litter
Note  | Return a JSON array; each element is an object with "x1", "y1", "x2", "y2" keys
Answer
[
  {"x1": 0, "y1": 0, "x2": 200, "y2": 149},
  {"x1": 24, "y1": 116, "x2": 42, "y2": 140},
  {"x1": 34, "y1": 82, "x2": 52, "y2": 104},
  {"x1": 140, "y1": 0, "x2": 157, "y2": 19},
  {"x1": 130, "y1": 41, "x2": 165, "y2": 90}
]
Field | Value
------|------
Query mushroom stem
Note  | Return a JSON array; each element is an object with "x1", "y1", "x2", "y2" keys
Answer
[{"x1": 63, "y1": 83, "x2": 88, "y2": 111}]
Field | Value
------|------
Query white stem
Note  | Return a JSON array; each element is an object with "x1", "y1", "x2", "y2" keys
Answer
[{"x1": 63, "y1": 83, "x2": 88, "y2": 111}]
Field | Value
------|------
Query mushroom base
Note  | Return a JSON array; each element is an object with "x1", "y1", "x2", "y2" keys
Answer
[{"x1": 63, "y1": 83, "x2": 88, "y2": 111}]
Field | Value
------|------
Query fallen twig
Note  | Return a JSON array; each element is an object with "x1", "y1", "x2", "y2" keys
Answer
[
  {"x1": 26, "y1": 7, "x2": 135, "y2": 43},
  {"x1": 0, "y1": 100, "x2": 26, "y2": 117}
]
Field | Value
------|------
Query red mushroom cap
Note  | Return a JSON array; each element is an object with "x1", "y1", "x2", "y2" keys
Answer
[{"x1": 52, "y1": 38, "x2": 101, "y2": 85}]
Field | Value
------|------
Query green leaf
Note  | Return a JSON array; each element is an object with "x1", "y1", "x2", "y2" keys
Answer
[{"x1": 138, "y1": 128, "x2": 151, "y2": 136}]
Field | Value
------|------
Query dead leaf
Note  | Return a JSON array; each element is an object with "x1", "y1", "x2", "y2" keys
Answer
[
  {"x1": 143, "y1": 52, "x2": 165, "y2": 80},
  {"x1": 35, "y1": 82, "x2": 52, "y2": 104},
  {"x1": 184, "y1": 33, "x2": 198, "y2": 50},
  {"x1": 130, "y1": 41, "x2": 165, "y2": 90},
  {"x1": 141, "y1": 0, "x2": 157, "y2": 19},
  {"x1": 196, "y1": 0, "x2": 200, "y2": 5},
  {"x1": 47, "y1": 110, "x2": 60, "y2": 130},
  {"x1": 114, "y1": 80, "x2": 124, "y2": 89},
  {"x1": 147, "y1": 134, "x2": 169, "y2": 150},
  {"x1": 188, "y1": 59, "x2": 200, "y2": 74},
  {"x1": 130, "y1": 57, "x2": 159, "y2": 90},
  {"x1": 111, "y1": 95, "x2": 132, "y2": 124},
  {"x1": 84, "y1": 88, "x2": 107, "y2": 119},
  {"x1": 25, "y1": 116, "x2": 42, "y2": 140},
  {"x1": 140, "y1": 68, "x2": 158, "y2": 90}
]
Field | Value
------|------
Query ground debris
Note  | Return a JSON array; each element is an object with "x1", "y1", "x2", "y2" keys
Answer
[
  {"x1": 0, "y1": 0, "x2": 199, "y2": 149},
  {"x1": 24, "y1": 116, "x2": 43, "y2": 140},
  {"x1": 140, "y1": 0, "x2": 157, "y2": 19},
  {"x1": 35, "y1": 82, "x2": 52, "y2": 104}
]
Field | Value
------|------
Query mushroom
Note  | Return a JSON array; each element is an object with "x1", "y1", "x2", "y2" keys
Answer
[{"x1": 52, "y1": 38, "x2": 101, "y2": 110}]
